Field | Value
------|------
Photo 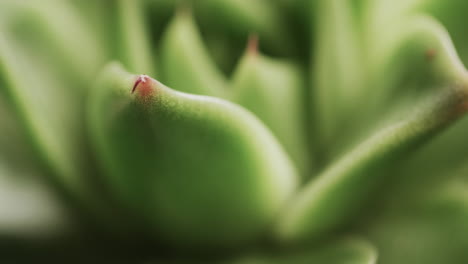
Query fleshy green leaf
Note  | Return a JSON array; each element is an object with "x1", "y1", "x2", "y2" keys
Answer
[
  {"x1": 0, "y1": 92, "x2": 71, "y2": 239},
  {"x1": 113, "y1": 0, "x2": 156, "y2": 76},
  {"x1": 276, "y1": 27, "x2": 468, "y2": 242},
  {"x1": 311, "y1": 0, "x2": 366, "y2": 160},
  {"x1": 353, "y1": 13, "x2": 468, "y2": 197},
  {"x1": 399, "y1": 0, "x2": 468, "y2": 65},
  {"x1": 88, "y1": 63, "x2": 298, "y2": 248},
  {"x1": 275, "y1": 0, "x2": 468, "y2": 252},
  {"x1": 159, "y1": 9, "x2": 228, "y2": 97},
  {"x1": 0, "y1": 0, "x2": 105, "y2": 83},
  {"x1": 0, "y1": 34, "x2": 89, "y2": 197},
  {"x1": 231, "y1": 43, "x2": 310, "y2": 176},
  {"x1": 0, "y1": 2, "x2": 106, "y2": 214}
]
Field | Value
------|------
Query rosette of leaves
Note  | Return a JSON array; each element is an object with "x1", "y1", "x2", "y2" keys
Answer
[{"x1": 1, "y1": 0, "x2": 468, "y2": 263}]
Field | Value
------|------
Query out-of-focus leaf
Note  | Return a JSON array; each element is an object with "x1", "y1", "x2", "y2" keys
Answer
[
  {"x1": 0, "y1": 35, "x2": 89, "y2": 198},
  {"x1": 0, "y1": 0, "x2": 106, "y2": 214},
  {"x1": 88, "y1": 63, "x2": 298, "y2": 248},
  {"x1": 159, "y1": 9, "x2": 228, "y2": 98},
  {"x1": 373, "y1": 116, "x2": 468, "y2": 209},
  {"x1": 0, "y1": 91, "x2": 71, "y2": 239},
  {"x1": 311, "y1": 0, "x2": 366, "y2": 160},
  {"x1": 397, "y1": 0, "x2": 468, "y2": 66},
  {"x1": 0, "y1": 86, "x2": 32, "y2": 169},
  {"x1": 113, "y1": 0, "x2": 156, "y2": 76},
  {"x1": 0, "y1": 0, "x2": 105, "y2": 84},
  {"x1": 351, "y1": 13, "x2": 468, "y2": 198},
  {"x1": 276, "y1": 74, "x2": 468, "y2": 243},
  {"x1": 231, "y1": 43, "x2": 310, "y2": 176}
]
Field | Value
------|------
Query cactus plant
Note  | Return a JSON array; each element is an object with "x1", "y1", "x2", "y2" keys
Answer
[{"x1": 1, "y1": 0, "x2": 468, "y2": 263}]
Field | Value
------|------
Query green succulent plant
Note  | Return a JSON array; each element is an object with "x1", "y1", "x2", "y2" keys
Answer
[{"x1": 2, "y1": 0, "x2": 468, "y2": 263}]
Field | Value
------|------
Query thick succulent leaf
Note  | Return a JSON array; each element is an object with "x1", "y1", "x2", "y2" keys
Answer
[
  {"x1": 113, "y1": 0, "x2": 156, "y2": 75},
  {"x1": 88, "y1": 63, "x2": 298, "y2": 248},
  {"x1": 232, "y1": 237, "x2": 377, "y2": 264},
  {"x1": 0, "y1": 36, "x2": 87, "y2": 195},
  {"x1": 325, "y1": 2, "x2": 468, "y2": 158},
  {"x1": 363, "y1": 1, "x2": 468, "y2": 111},
  {"x1": 0, "y1": 0, "x2": 105, "y2": 84},
  {"x1": 383, "y1": 1, "x2": 468, "y2": 184},
  {"x1": 0, "y1": 93, "x2": 71, "y2": 239},
  {"x1": 277, "y1": 0, "x2": 468, "y2": 250},
  {"x1": 159, "y1": 9, "x2": 228, "y2": 98},
  {"x1": 3, "y1": 0, "x2": 468, "y2": 260},
  {"x1": 311, "y1": 0, "x2": 366, "y2": 160},
  {"x1": 276, "y1": 76, "x2": 468, "y2": 243},
  {"x1": 0, "y1": 88, "x2": 33, "y2": 169},
  {"x1": 396, "y1": 0, "x2": 468, "y2": 65},
  {"x1": 0, "y1": 3, "x2": 106, "y2": 212},
  {"x1": 352, "y1": 13, "x2": 468, "y2": 197},
  {"x1": 370, "y1": 15, "x2": 464, "y2": 86},
  {"x1": 369, "y1": 111, "x2": 468, "y2": 211},
  {"x1": 231, "y1": 45, "x2": 310, "y2": 176},
  {"x1": 355, "y1": 15, "x2": 466, "y2": 143}
]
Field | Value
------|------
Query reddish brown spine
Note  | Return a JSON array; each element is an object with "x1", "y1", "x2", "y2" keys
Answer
[{"x1": 132, "y1": 75, "x2": 146, "y2": 94}]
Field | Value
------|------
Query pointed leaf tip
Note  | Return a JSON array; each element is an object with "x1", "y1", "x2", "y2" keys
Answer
[
  {"x1": 247, "y1": 34, "x2": 259, "y2": 55},
  {"x1": 131, "y1": 74, "x2": 154, "y2": 97}
]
